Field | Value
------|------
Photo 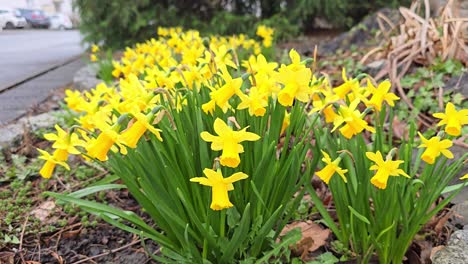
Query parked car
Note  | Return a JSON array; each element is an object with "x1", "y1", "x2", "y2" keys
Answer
[
  {"x1": 0, "y1": 8, "x2": 27, "y2": 29},
  {"x1": 49, "y1": 13, "x2": 72, "y2": 30},
  {"x1": 17, "y1": 8, "x2": 50, "y2": 28}
]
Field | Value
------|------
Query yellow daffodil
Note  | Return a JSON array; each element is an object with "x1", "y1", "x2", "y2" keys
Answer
[
  {"x1": 44, "y1": 124, "x2": 85, "y2": 155},
  {"x1": 190, "y1": 168, "x2": 248, "y2": 210},
  {"x1": 90, "y1": 54, "x2": 97, "y2": 62},
  {"x1": 433, "y1": 102, "x2": 468, "y2": 136},
  {"x1": 204, "y1": 66, "x2": 243, "y2": 113},
  {"x1": 332, "y1": 100, "x2": 375, "y2": 139},
  {"x1": 91, "y1": 44, "x2": 99, "y2": 53},
  {"x1": 316, "y1": 151, "x2": 348, "y2": 184},
  {"x1": 85, "y1": 114, "x2": 127, "y2": 161},
  {"x1": 64, "y1": 90, "x2": 85, "y2": 112},
  {"x1": 37, "y1": 149, "x2": 70, "y2": 179},
  {"x1": 365, "y1": 79, "x2": 399, "y2": 111},
  {"x1": 460, "y1": 173, "x2": 468, "y2": 180},
  {"x1": 417, "y1": 132, "x2": 454, "y2": 164},
  {"x1": 366, "y1": 151, "x2": 410, "y2": 189},
  {"x1": 237, "y1": 87, "x2": 268, "y2": 117},
  {"x1": 333, "y1": 68, "x2": 359, "y2": 99},
  {"x1": 86, "y1": 129, "x2": 120, "y2": 161},
  {"x1": 201, "y1": 118, "x2": 260, "y2": 168},
  {"x1": 242, "y1": 54, "x2": 277, "y2": 76},
  {"x1": 280, "y1": 111, "x2": 290, "y2": 135},
  {"x1": 120, "y1": 112, "x2": 163, "y2": 148}
]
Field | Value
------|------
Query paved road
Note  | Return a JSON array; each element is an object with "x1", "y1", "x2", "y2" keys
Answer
[
  {"x1": 0, "y1": 29, "x2": 84, "y2": 90},
  {"x1": 0, "y1": 29, "x2": 85, "y2": 124}
]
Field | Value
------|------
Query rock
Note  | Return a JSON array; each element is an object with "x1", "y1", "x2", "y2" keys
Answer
[
  {"x1": 444, "y1": 73, "x2": 468, "y2": 97},
  {"x1": 452, "y1": 201, "x2": 468, "y2": 227},
  {"x1": 0, "y1": 111, "x2": 62, "y2": 149},
  {"x1": 320, "y1": 8, "x2": 401, "y2": 54},
  {"x1": 363, "y1": 59, "x2": 386, "y2": 77},
  {"x1": 432, "y1": 230, "x2": 468, "y2": 264},
  {"x1": 73, "y1": 64, "x2": 101, "y2": 91}
]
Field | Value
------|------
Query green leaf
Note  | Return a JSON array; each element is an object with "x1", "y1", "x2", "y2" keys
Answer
[
  {"x1": 441, "y1": 183, "x2": 467, "y2": 195},
  {"x1": 221, "y1": 204, "x2": 251, "y2": 262},
  {"x1": 255, "y1": 228, "x2": 301, "y2": 264},
  {"x1": 227, "y1": 207, "x2": 241, "y2": 228},
  {"x1": 69, "y1": 184, "x2": 126, "y2": 198},
  {"x1": 348, "y1": 206, "x2": 370, "y2": 225}
]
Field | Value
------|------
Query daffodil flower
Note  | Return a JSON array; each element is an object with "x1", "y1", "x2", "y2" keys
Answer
[
  {"x1": 86, "y1": 115, "x2": 127, "y2": 161},
  {"x1": 190, "y1": 168, "x2": 248, "y2": 210},
  {"x1": 365, "y1": 79, "x2": 399, "y2": 111},
  {"x1": 417, "y1": 132, "x2": 453, "y2": 164},
  {"x1": 91, "y1": 44, "x2": 99, "y2": 53},
  {"x1": 242, "y1": 54, "x2": 277, "y2": 76},
  {"x1": 460, "y1": 173, "x2": 468, "y2": 180},
  {"x1": 203, "y1": 66, "x2": 243, "y2": 113},
  {"x1": 38, "y1": 149, "x2": 70, "y2": 179},
  {"x1": 333, "y1": 68, "x2": 360, "y2": 99},
  {"x1": 280, "y1": 111, "x2": 290, "y2": 135},
  {"x1": 201, "y1": 118, "x2": 260, "y2": 168},
  {"x1": 276, "y1": 66, "x2": 312, "y2": 107},
  {"x1": 86, "y1": 129, "x2": 120, "y2": 161},
  {"x1": 366, "y1": 151, "x2": 410, "y2": 189},
  {"x1": 237, "y1": 87, "x2": 268, "y2": 117},
  {"x1": 90, "y1": 54, "x2": 97, "y2": 62},
  {"x1": 120, "y1": 112, "x2": 163, "y2": 148},
  {"x1": 44, "y1": 124, "x2": 85, "y2": 155},
  {"x1": 433, "y1": 102, "x2": 468, "y2": 136},
  {"x1": 316, "y1": 151, "x2": 348, "y2": 184},
  {"x1": 332, "y1": 99, "x2": 375, "y2": 139}
]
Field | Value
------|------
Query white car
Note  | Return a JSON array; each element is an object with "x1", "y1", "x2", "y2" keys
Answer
[
  {"x1": 49, "y1": 13, "x2": 73, "y2": 30},
  {"x1": 0, "y1": 8, "x2": 27, "y2": 29}
]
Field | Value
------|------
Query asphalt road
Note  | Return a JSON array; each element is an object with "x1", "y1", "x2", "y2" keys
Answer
[{"x1": 0, "y1": 29, "x2": 84, "y2": 91}]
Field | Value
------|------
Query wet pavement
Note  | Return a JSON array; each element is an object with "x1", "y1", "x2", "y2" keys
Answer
[{"x1": 0, "y1": 29, "x2": 83, "y2": 92}]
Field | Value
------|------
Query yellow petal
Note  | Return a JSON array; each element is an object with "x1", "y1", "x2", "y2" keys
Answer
[
  {"x1": 213, "y1": 118, "x2": 230, "y2": 135},
  {"x1": 200, "y1": 131, "x2": 217, "y2": 142},
  {"x1": 224, "y1": 172, "x2": 248, "y2": 184},
  {"x1": 190, "y1": 177, "x2": 213, "y2": 186}
]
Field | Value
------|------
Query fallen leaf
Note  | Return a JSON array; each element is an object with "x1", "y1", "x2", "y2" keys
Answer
[
  {"x1": 434, "y1": 211, "x2": 453, "y2": 234},
  {"x1": 392, "y1": 116, "x2": 408, "y2": 140},
  {"x1": 62, "y1": 228, "x2": 82, "y2": 239},
  {"x1": 430, "y1": 245, "x2": 445, "y2": 259},
  {"x1": 281, "y1": 220, "x2": 330, "y2": 260},
  {"x1": 50, "y1": 252, "x2": 63, "y2": 264},
  {"x1": 0, "y1": 252, "x2": 14, "y2": 264},
  {"x1": 31, "y1": 201, "x2": 56, "y2": 221}
]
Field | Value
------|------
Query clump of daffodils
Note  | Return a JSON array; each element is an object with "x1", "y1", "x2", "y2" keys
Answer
[
  {"x1": 39, "y1": 25, "x2": 468, "y2": 264},
  {"x1": 39, "y1": 26, "x2": 467, "y2": 206}
]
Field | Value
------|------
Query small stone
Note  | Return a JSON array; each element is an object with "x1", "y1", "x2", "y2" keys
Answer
[
  {"x1": 431, "y1": 230, "x2": 468, "y2": 264},
  {"x1": 73, "y1": 64, "x2": 101, "y2": 91}
]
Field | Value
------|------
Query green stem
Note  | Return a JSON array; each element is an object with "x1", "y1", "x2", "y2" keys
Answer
[
  {"x1": 220, "y1": 209, "x2": 226, "y2": 238},
  {"x1": 202, "y1": 238, "x2": 208, "y2": 260}
]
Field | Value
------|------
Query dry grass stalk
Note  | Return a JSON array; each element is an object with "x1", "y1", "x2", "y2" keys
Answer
[{"x1": 363, "y1": 0, "x2": 467, "y2": 126}]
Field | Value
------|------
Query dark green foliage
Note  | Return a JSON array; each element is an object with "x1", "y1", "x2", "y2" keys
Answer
[{"x1": 75, "y1": 0, "x2": 411, "y2": 48}]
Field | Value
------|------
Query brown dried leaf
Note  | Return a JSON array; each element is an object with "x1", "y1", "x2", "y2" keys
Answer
[
  {"x1": 0, "y1": 252, "x2": 14, "y2": 264},
  {"x1": 281, "y1": 220, "x2": 330, "y2": 259},
  {"x1": 50, "y1": 252, "x2": 63, "y2": 264},
  {"x1": 30, "y1": 200, "x2": 56, "y2": 221},
  {"x1": 434, "y1": 211, "x2": 453, "y2": 234},
  {"x1": 62, "y1": 227, "x2": 83, "y2": 239},
  {"x1": 430, "y1": 245, "x2": 445, "y2": 259},
  {"x1": 392, "y1": 116, "x2": 408, "y2": 140}
]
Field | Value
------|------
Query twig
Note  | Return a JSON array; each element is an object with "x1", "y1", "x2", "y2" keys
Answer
[
  {"x1": 360, "y1": 47, "x2": 383, "y2": 64},
  {"x1": 19, "y1": 215, "x2": 29, "y2": 264},
  {"x1": 71, "y1": 239, "x2": 142, "y2": 264},
  {"x1": 453, "y1": 137, "x2": 468, "y2": 148}
]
